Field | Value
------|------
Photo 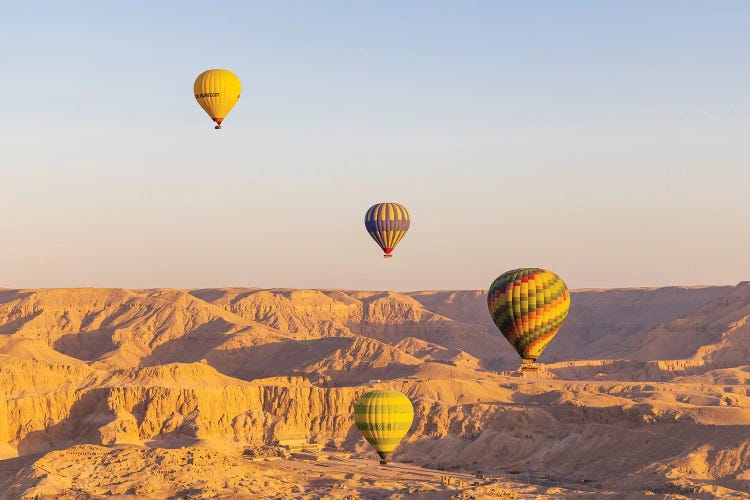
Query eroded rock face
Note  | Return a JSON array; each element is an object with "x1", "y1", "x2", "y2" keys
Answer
[
  {"x1": 1, "y1": 285, "x2": 750, "y2": 497},
  {"x1": 0, "y1": 365, "x2": 362, "y2": 456}
]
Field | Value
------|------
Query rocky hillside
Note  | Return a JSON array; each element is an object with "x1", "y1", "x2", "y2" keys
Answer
[{"x1": 1, "y1": 283, "x2": 749, "y2": 498}]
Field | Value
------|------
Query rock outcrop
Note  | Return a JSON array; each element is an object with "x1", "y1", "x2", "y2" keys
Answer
[{"x1": 1, "y1": 284, "x2": 749, "y2": 497}]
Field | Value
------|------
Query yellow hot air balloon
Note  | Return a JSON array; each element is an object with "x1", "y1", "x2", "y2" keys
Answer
[
  {"x1": 354, "y1": 390, "x2": 414, "y2": 465},
  {"x1": 193, "y1": 69, "x2": 241, "y2": 129}
]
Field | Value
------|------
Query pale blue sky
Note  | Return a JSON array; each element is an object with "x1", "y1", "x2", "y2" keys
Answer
[{"x1": 1, "y1": 1, "x2": 748, "y2": 290}]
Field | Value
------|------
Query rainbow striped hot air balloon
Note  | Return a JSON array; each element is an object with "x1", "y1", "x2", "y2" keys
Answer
[
  {"x1": 487, "y1": 268, "x2": 570, "y2": 365},
  {"x1": 364, "y1": 203, "x2": 410, "y2": 258},
  {"x1": 354, "y1": 390, "x2": 414, "y2": 465}
]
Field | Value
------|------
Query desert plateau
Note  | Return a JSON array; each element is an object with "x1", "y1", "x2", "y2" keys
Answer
[{"x1": 0, "y1": 284, "x2": 747, "y2": 498}]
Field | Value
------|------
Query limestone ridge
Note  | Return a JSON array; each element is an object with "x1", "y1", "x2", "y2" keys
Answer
[{"x1": 1, "y1": 284, "x2": 750, "y2": 496}]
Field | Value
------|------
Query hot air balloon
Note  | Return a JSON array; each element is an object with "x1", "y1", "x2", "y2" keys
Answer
[
  {"x1": 364, "y1": 203, "x2": 410, "y2": 258},
  {"x1": 487, "y1": 268, "x2": 570, "y2": 366},
  {"x1": 193, "y1": 69, "x2": 241, "y2": 129},
  {"x1": 354, "y1": 390, "x2": 414, "y2": 465}
]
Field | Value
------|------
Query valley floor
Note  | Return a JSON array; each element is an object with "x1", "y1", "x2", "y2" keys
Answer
[{"x1": 0, "y1": 444, "x2": 633, "y2": 499}]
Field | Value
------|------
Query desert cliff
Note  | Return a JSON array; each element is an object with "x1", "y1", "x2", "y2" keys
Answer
[{"x1": 0, "y1": 284, "x2": 749, "y2": 498}]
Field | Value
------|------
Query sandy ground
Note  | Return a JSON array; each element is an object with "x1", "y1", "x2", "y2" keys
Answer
[{"x1": 0, "y1": 444, "x2": 616, "y2": 499}]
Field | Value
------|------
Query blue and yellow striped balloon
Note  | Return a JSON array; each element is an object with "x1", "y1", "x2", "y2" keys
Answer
[
  {"x1": 364, "y1": 203, "x2": 410, "y2": 258},
  {"x1": 354, "y1": 390, "x2": 414, "y2": 464}
]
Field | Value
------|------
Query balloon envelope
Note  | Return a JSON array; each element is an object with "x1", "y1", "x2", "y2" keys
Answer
[
  {"x1": 354, "y1": 390, "x2": 414, "y2": 464},
  {"x1": 364, "y1": 203, "x2": 410, "y2": 257},
  {"x1": 487, "y1": 268, "x2": 570, "y2": 364},
  {"x1": 193, "y1": 69, "x2": 241, "y2": 129}
]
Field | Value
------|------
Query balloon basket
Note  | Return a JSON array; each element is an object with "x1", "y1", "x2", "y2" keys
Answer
[
  {"x1": 383, "y1": 255, "x2": 393, "y2": 258},
  {"x1": 518, "y1": 363, "x2": 548, "y2": 379},
  {"x1": 380, "y1": 459, "x2": 389, "y2": 465},
  {"x1": 520, "y1": 363, "x2": 540, "y2": 372}
]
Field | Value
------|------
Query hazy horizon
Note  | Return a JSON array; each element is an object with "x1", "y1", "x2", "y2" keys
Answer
[{"x1": 1, "y1": 1, "x2": 748, "y2": 290}]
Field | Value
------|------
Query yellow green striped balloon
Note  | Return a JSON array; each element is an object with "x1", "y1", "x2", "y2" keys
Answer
[
  {"x1": 364, "y1": 202, "x2": 410, "y2": 258},
  {"x1": 354, "y1": 390, "x2": 414, "y2": 464},
  {"x1": 487, "y1": 268, "x2": 570, "y2": 364}
]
